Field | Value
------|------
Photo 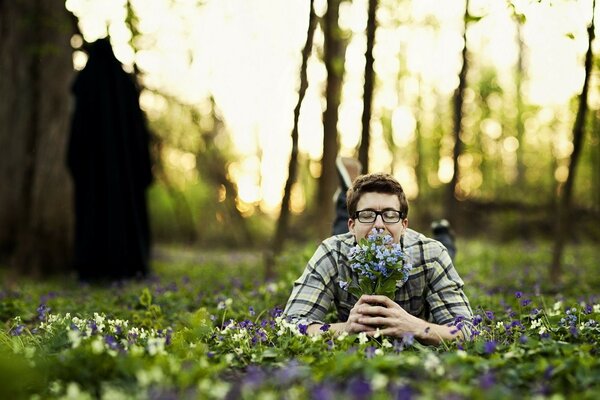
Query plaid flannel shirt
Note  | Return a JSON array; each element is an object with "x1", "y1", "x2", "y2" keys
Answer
[{"x1": 283, "y1": 229, "x2": 473, "y2": 337}]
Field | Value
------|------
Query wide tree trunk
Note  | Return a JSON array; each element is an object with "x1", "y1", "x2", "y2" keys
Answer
[
  {"x1": 551, "y1": 2, "x2": 595, "y2": 282},
  {"x1": 316, "y1": 0, "x2": 346, "y2": 238},
  {"x1": 358, "y1": 0, "x2": 378, "y2": 173},
  {"x1": 0, "y1": 0, "x2": 75, "y2": 276}
]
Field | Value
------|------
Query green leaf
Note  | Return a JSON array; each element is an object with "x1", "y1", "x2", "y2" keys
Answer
[{"x1": 139, "y1": 288, "x2": 152, "y2": 308}]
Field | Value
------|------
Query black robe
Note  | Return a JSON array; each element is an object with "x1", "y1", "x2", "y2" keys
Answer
[{"x1": 67, "y1": 38, "x2": 152, "y2": 281}]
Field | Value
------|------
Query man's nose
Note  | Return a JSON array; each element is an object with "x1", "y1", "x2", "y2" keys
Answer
[{"x1": 373, "y1": 214, "x2": 386, "y2": 229}]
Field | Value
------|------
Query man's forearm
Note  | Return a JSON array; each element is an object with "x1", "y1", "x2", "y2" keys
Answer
[
  {"x1": 306, "y1": 322, "x2": 348, "y2": 335},
  {"x1": 412, "y1": 319, "x2": 463, "y2": 345}
]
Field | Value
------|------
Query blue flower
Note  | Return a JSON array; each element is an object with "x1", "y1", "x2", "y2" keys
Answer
[
  {"x1": 484, "y1": 340, "x2": 497, "y2": 354},
  {"x1": 10, "y1": 324, "x2": 25, "y2": 336},
  {"x1": 298, "y1": 324, "x2": 308, "y2": 335}
]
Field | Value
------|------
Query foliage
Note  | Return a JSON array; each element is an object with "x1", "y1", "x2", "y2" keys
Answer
[{"x1": 1, "y1": 240, "x2": 599, "y2": 398}]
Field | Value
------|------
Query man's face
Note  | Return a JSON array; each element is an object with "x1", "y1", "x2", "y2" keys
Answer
[{"x1": 348, "y1": 192, "x2": 407, "y2": 243}]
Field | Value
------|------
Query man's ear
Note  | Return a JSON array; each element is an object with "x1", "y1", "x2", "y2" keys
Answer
[
  {"x1": 348, "y1": 218, "x2": 355, "y2": 234},
  {"x1": 402, "y1": 218, "x2": 408, "y2": 232}
]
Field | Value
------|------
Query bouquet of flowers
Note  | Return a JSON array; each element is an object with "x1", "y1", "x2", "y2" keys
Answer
[{"x1": 339, "y1": 228, "x2": 412, "y2": 300}]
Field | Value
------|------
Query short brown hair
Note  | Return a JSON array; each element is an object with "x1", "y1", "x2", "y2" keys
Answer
[{"x1": 346, "y1": 173, "x2": 409, "y2": 218}]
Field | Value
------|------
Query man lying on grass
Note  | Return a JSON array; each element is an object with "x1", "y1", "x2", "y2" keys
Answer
[{"x1": 284, "y1": 173, "x2": 473, "y2": 345}]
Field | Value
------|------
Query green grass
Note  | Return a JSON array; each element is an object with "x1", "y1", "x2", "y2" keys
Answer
[{"x1": 1, "y1": 239, "x2": 599, "y2": 399}]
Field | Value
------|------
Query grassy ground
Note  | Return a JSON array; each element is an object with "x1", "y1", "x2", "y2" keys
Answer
[{"x1": 1, "y1": 239, "x2": 599, "y2": 399}]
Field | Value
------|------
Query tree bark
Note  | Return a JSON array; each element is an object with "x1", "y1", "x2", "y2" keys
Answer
[
  {"x1": 514, "y1": 16, "x2": 526, "y2": 187},
  {"x1": 551, "y1": 0, "x2": 595, "y2": 282},
  {"x1": 316, "y1": 0, "x2": 346, "y2": 238},
  {"x1": 266, "y1": 0, "x2": 317, "y2": 278},
  {"x1": 446, "y1": 0, "x2": 470, "y2": 221},
  {"x1": 0, "y1": 0, "x2": 75, "y2": 276},
  {"x1": 358, "y1": 0, "x2": 378, "y2": 173}
]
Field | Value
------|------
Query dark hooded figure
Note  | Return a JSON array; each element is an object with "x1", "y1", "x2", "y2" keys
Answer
[{"x1": 67, "y1": 38, "x2": 152, "y2": 281}]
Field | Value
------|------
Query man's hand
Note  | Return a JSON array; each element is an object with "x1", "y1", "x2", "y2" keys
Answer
[
  {"x1": 307, "y1": 295, "x2": 464, "y2": 344},
  {"x1": 354, "y1": 295, "x2": 424, "y2": 337},
  {"x1": 353, "y1": 294, "x2": 462, "y2": 344},
  {"x1": 343, "y1": 295, "x2": 382, "y2": 334}
]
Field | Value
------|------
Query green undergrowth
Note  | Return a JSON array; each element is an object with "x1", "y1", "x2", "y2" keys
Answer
[{"x1": 1, "y1": 240, "x2": 599, "y2": 399}]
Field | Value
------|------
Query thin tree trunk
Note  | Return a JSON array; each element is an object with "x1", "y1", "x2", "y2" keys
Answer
[
  {"x1": 593, "y1": 110, "x2": 600, "y2": 212},
  {"x1": 446, "y1": 0, "x2": 470, "y2": 221},
  {"x1": 415, "y1": 77, "x2": 425, "y2": 198},
  {"x1": 316, "y1": 0, "x2": 345, "y2": 238},
  {"x1": 551, "y1": 0, "x2": 595, "y2": 282},
  {"x1": 0, "y1": 0, "x2": 75, "y2": 276},
  {"x1": 265, "y1": 0, "x2": 317, "y2": 278},
  {"x1": 515, "y1": 17, "x2": 526, "y2": 187},
  {"x1": 358, "y1": 0, "x2": 378, "y2": 173}
]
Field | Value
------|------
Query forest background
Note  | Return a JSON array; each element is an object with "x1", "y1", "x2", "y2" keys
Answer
[{"x1": 0, "y1": 0, "x2": 599, "y2": 283}]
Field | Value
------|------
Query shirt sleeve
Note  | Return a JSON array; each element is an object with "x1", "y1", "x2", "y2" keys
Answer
[
  {"x1": 424, "y1": 245, "x2": 474, "y2": 338},
  {"x1": 283, "y1": 241, "x2": 338, "y2": 327}
]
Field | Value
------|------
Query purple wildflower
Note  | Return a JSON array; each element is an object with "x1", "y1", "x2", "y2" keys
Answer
[
  {"x1": 270, "y1": 307, "x2": 283, "y2": 318},
  {"x1": 320, "y1": 324, "x2": 330, "y2": 332},
  {"x1": 484, "y1": 340, "x2": 497, "y2": 354},
  {"x1": 311, "y1": 383, "x2": 335, "y2": 400},
  {"x1": 393, "y1": 384, "x2": 414, "y2": 400},
  {"x1": 479, "y1": 371, "x2": 496, "y2": 390},
  {"x1": 347, "y1": 377, "x2": 372, "y2": 400},
  {"x1": 11, "y1": 324, "x2": 25, "y2": 336},
  {"x1": 36, "y1": 304, "x2": 50, "y2": 321},
  {"x1": 104, "y1": 335, "x2": 118, "y2": 350},
  {"x1": 364, "y1": 346, "x2": 377, "y2": 359},
  {"x1": 402, "y1": 332, "x2": 415, "y2": 347},
  {"x1": 519, "y1": 334, "x2": 528, "y2": 344},
  {"x1": 515, "y1": 291, "x2": 523, "y2": 299},
  {"x1": 298, "y1": 324, "x2": 308, "y2": 335}
]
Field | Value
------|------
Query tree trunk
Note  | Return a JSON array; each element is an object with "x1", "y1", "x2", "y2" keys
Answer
[
  {"x1": 593, "y1": 110, "x2": 600, "y2": 213},
  {"x1": 316, "y1": 0, "x2": 346, "y2": 238},
  {"x1": 514, "y1": 17, "x2": 527, "y2": 187},
  {"x1": 551, "y1": 1, "x2": 595, "y2": 282},
  {"x1": 358, "y1": 0, "x2": 378, "y2": 173},
  {"x1": 266, "y1": 0, "x2": 317, "y2": 278},
  {"x1": 445, "y1": 0, "x2": 470, "y2": 222},
  {"x1": 0, "y1": 0, "x2": 75, "y2": 276}
]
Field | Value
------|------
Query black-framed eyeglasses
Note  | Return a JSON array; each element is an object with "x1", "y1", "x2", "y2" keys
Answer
[{"x1": 353, "y1": 209, "x2": 404, "y2": 224}]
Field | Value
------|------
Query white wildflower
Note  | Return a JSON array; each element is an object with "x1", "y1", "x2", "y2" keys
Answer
[
  {"x1": 358, "y1": 332, "x2": 369, "y2": 344},
  {"x1": 147, "y1": 337, "x2": 166, "y2": 356},
  {"x1": 371, "y1": 373, "x2": 388, "y2": 390},
  {"x1": 91, "y1": 337, "x2": 104, "y2": 354},
  {"x1": 68, "y1": 330, "x2": 82, "y2": 348},
  {"x1": 65, "y1": 382, "x2": 92, "y2": 400},
  {"x1": 423, "y1": 353, "x2": 444, "y2": 376}
]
